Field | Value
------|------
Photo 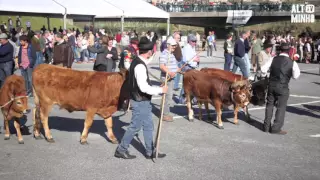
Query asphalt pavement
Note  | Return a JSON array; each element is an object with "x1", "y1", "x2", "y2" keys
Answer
[{"x1": 0, "y1": 44, "x2": 320, "y2": 180}]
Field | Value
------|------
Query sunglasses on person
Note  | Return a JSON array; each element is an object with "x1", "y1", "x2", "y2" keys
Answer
[{"x1": 191, "y1": 40, "x2": 197, "y2": 43}]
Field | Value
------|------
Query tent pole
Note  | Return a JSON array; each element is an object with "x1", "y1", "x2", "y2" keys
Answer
[
  {"x1": 167, "y1": 18, "x2": 170, "y2": 36},
  {"x1": 47, "y1": 16, "x2": 51, "y2": 31},
  {"x1": 63, "y1": 8, "x2": 67, "y2": 30},
  {"x1": 121, "y1": 15, "x2": 124, "y2": 33}
]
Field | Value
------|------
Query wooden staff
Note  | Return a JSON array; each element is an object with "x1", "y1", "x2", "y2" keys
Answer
[
  {"x1": 154, "y1": 49, "x2": 171, "y2": 159},
  {"x1": 159, "y1": 51, "x2": 201, "y2": 87}
]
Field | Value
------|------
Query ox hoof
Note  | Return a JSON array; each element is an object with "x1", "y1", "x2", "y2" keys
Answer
[
  {"x1": 111, "y1": 139, "x2": 119, "y2": 144},
  {"x1": 34, "y1": 134, "x2": 43, "y2": 140},
  {"x1": 4, "y1": 136, "x2": 10, "y2": 140},
  {"x1": 18, "y1": 140, "x2": 24, "y2": 144},
  {"x1": 80, "y1": 141, "x2": 89, "y2": 145},
  {"x1": 46, "y1": 138, "x2": 55, "y2": 143}
]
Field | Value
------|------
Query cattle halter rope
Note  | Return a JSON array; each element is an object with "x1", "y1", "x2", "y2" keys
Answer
[{"x1": 0, "y1": 95, "x2": 28, "y2": 109}]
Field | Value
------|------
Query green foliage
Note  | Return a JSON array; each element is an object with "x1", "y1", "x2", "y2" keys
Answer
[{"x1": 0, "y1": 15, "x2": 82, "y2": 31}]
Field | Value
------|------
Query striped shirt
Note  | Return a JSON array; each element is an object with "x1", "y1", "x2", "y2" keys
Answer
[{"x1": 159, "y1": 49, "x2": 178, "y2": 77}]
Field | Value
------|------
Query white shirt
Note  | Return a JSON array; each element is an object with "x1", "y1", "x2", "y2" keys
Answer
[
  {"x1": 261, "y1": 53, "x2": 301, "y2": 79},
  {"x1": 134, "y1": 56, "x2": 163, "y2": 96},
  {"x1": 182, "y1": 43, "x2": 197, "y2": 68}
]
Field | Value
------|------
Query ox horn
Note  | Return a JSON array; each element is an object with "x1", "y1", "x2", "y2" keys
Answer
[{"x1": 231, "y1": 80, "x2": 248, "y2": 89}]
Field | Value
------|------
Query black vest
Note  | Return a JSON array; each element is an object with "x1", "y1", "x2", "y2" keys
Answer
[
  {"x1": 129, "y1": 57, "x2": 152, "y2": 101},
  {"x1": 269, "y1": 55, "x2": 293, "y2": 87}
]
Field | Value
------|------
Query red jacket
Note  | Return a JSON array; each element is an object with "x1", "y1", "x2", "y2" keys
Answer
[{"x1": 115, "y1": 34, "x2": 121, "y2": 43}]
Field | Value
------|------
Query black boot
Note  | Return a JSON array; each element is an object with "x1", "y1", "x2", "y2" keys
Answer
[{"x1": 114, "y1": 150, "x2": 136, "y2": 159}]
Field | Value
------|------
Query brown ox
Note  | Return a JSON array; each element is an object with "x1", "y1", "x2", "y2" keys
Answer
[
  {"x1": 0, "y1": 75, "x2": 29, "y2": 144},
  {"x1": 32, "y1": 64, "x2": 128, "y2": 144},
  {"x1": 183, "y1": 70, "x2": 250, "y2": 129},
  {"x1": 200, "y1": 68, "x2": 251, "y2": 120}
]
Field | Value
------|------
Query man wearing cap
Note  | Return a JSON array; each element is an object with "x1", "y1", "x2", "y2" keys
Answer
[
  {"x1": 261, "y1": 43, "x2": 301, "y2": 135},
  {"x1": 0, "y1": 33, "x2": 14, "y2": 88},
  {"x1": 159, "y1": 36, "x2": 180, "y2": 122},
  {"x1": 178, "y1": 34, "x2": 200, "y2": 104},
  {"x1": 115, "y1": 37, "x2": 168, "y2": 160},
  {"x1": 257, "y1": 40, "x2": 273, "y2": 77}
]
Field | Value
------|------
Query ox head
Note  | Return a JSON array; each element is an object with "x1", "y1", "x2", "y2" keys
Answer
[
  {"x1": 10, "y1": 92, "x2": 29, "y2": 116},
  {"x1": 230, "y1": 80, "x2": 251, "y2": 108},
  {"x1": 250, "y1": 78, "x2": 268, "y2": 106},
  {"x1": 2, "y1": 75, "x2": 30, "y2": 116}
]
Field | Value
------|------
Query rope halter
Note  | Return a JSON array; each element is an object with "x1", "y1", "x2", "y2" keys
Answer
[{"x1": 0, "y1": 93, "x2": 29, "y2": 109}]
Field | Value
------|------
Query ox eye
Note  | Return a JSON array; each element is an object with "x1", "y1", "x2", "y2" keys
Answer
[{"x1": 16, "y1": 101, "x2": 22, "y2": 105}]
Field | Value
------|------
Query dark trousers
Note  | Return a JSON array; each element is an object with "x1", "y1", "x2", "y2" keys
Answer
[
  {"x1": 0, "y1": 61, "x2": 14, "y2": 89},
  {"x1": 20, "y1": 67, "x2": 33, "y2": 96},
  {"x1": 224, "y1": 53, "x2": 233, "y2": 71},
  {"x1": 264, "y1": 85, "x2": 289, "y2": 133}
]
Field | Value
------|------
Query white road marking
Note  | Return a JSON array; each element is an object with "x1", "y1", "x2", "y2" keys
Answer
[
  {"x1": 152, "y1": 94, "x2": 320, "y2": 101},
  {"x1": 290, "y1": 94, "x2": 320, "y2": 99},
  {"x1": 309, "y1": 134, "x2": 320, "y2": 138},
  {"x1": 172, "y1": 100, "x2": 320, "y2": 119},
  {"x1": 301, "y1": 68, "x2": 319, "y2": 72}
]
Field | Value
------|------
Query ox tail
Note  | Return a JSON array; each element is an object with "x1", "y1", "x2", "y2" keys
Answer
[{"x1": 32, "y1": 86, "x2": 42, "y2": 132}]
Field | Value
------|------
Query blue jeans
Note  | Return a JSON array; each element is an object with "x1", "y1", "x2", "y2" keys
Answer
[
  {"x1": 244, "y1": 53, "x2": 250, "y2": 76},
  {"x1": 224, "y1": 53, "x2": 233, "y2": 71},
  {"x1": 232, "y1": 56, "x2": 248, "y2": 78},
  {"x1": 34, "y1": 51, "x2": 44, "y2": 68},
  {"x1": 20, "y1": 67, "x2": 33, "y2": 95},
  {"x1": 117, "y1": 100, "x2": 154, "y2": 156},
  {"x1": 174, "y1": 61, "x2": 182, "y2": 89},
  {"x1": 0, "y1": 61, "x2": 14, "y2": 89}
]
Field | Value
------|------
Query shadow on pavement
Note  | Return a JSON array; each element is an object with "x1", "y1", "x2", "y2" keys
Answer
[
  {"x1": 48, "y1": 115, "x2": 147, "y2": 156},
  {"x1": 287, "y1": 106, "x2": 320, "y2": 119},
  {"x1": 312, "y1": 82, "x2": 320, "y2": 86}
]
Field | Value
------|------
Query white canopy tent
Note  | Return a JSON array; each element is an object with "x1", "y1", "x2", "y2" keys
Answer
[
  {"x1": 103, "y1": 0, "x2": 170, "y2": 35},
  {"x1": 0, "y1": 0, "x2": 65, "y2": 15},
  {"x1": 53, "y1": 0, "x2": 123, "y2": 29}
]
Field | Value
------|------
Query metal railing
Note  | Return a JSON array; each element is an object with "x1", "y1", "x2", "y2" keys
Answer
[{"x1": 154, "y1": 3, "x2": 295, "y2": 13}]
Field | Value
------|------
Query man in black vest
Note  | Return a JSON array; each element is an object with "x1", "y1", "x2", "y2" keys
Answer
[
  {"x1": 261, "y1": 43, "x2": 301, "y2": 135},
  {"x1": 115, "y1": 37, "x2": 168, "y2": 159}
]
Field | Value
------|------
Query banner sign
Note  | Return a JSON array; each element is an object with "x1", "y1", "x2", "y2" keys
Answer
[
  {"x1": 291, "y1": 4, "x2": 315, "y2": 23},
  {"x1": 226, "y1": 10, "x2": 253, "y2": 25}
]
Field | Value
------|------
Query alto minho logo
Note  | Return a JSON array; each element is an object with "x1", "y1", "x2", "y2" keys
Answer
[{"x1": 291, "y1": 4, "x2": 315, "y2": 23}]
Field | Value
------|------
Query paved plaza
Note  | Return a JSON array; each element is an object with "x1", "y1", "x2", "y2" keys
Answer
[{"x1": 1, "y1": 43, "x2": 320, "y2": 180}]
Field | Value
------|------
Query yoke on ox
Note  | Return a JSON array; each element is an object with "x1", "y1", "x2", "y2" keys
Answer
[
  {"x1": 183, "y1": 70, "x2": 251, "y2": 129},
  {"x1": 32, "y1": 64, "x2": 128, "y2": 144}
]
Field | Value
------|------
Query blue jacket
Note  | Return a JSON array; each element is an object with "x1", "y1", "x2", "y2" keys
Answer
[
  {"x1": 18, "y1": 44, "x2": 36, "y2": 68},
  {"x1": 234, "y1": 39, "x2": 245, "y2": 58},
  {"x1": 0, "y1": 42, "x2": 14, "y2": 63}
]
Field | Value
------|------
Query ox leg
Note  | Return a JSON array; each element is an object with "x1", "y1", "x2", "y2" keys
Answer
[
  {"x1": 4, "y1": 119, "x2": 10, "y2": 140},
  {"x1": 104, "y1": 117, "x2": 118, "y2": 144},
  {"x1": 244, "y1": 106, "x2": 251, "y2": 121},
  {"x1": 198, "y1": 101, "x2": 203, "y2": 121},
  {"x1": 214, "y1": 101, "x2": 224, "y2": 129},
  {"x1": 234, "y1": 105, "x2": 240, "y2": 125},
  {"x1": 186, "y1": 94, "x2": 194, "y2": 122},
  {"x1": 13, "y1": 119, "x2": 24, "y2": 144},
  {"x1": 40, "y1": 105, "x2": 54, "y2": 143},
  {"x1": 80, "y1": 110, "x2": 95, "y2": 145},
  {"x1": 205, "y1": 102, "x2": 212, "y2": 121},
  {"x1": 32, "y1": 107, "x2": 43, "y2": 140}
]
